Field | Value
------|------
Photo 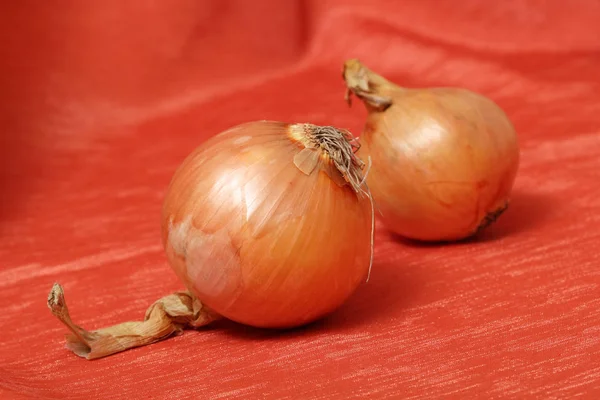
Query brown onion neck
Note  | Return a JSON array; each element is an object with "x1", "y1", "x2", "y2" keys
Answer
[
  {"x1": 292, "y1": 123, "x2": 368, "y2": 195},
  {"x1": 343, "y1": 59, "x2": 398, "y2": 112},
  {"x1": 47, "y1": 283, "x2": 220, "y2": 360}
]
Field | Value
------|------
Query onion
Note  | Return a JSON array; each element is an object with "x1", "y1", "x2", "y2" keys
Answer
[
  {"x1": 48, "y1": 120, "x2": 374, "y2": 359},
  {"x1": 161, "y1": 121, "x2": 374, "y2": 328},
  {"x1": 343, "y1": 59, "x2": 520, "y2": 242}
]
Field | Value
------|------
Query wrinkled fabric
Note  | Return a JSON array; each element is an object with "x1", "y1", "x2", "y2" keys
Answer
[{"x1": 1, "y1": 1, "x2": 599, "y2": 399}]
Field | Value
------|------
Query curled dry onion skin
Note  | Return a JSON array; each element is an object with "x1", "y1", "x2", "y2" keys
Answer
[
  {"x1": 48, "y1": 121, "x2": 374, "y2": 359},
  {"x1": 343, "y1": 59, "x2": 520, "y2": 242},
  {"x1": 47, "y1": 283, "x2": 220, "y2": 360}
]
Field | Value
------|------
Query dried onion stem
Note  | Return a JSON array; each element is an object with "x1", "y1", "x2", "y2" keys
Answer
[{"x1": 47, "y1": 283, "x2": 220, "y2": 360}]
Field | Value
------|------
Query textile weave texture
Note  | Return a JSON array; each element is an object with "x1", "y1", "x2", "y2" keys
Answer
[{"x1": 1, "y1": 1, "x2": 599, "y2": 399}]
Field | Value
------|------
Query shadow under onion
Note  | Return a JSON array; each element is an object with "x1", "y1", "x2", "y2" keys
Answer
[
  {"x1": 214, "y1": 260, "x2": 424, "y2": 341},
  {"x1": 388, "y1": 189, "x2": 556, "y2": 247}
]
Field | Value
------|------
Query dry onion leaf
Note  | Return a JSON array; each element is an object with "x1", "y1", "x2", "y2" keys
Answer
[{"x1": 47, "y1": 283, "x2": 220, "y2": 360}]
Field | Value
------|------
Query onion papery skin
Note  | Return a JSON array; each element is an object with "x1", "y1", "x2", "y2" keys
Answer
[
  {"x1": 161, "y1": 121, "x2": 372, "y2": 329},
  {"x1": 344, "y1": 60, "x2": 520, "y2": 242}
]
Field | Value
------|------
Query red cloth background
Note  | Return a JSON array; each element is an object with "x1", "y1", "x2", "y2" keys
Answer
[{"x1": 1, "y1": 1, "x2": 600, "y2": 398}]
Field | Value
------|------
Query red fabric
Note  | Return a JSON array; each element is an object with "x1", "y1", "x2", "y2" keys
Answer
[{"x1": 1, "y1": 1, "x2": 600, "y2": 398}]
